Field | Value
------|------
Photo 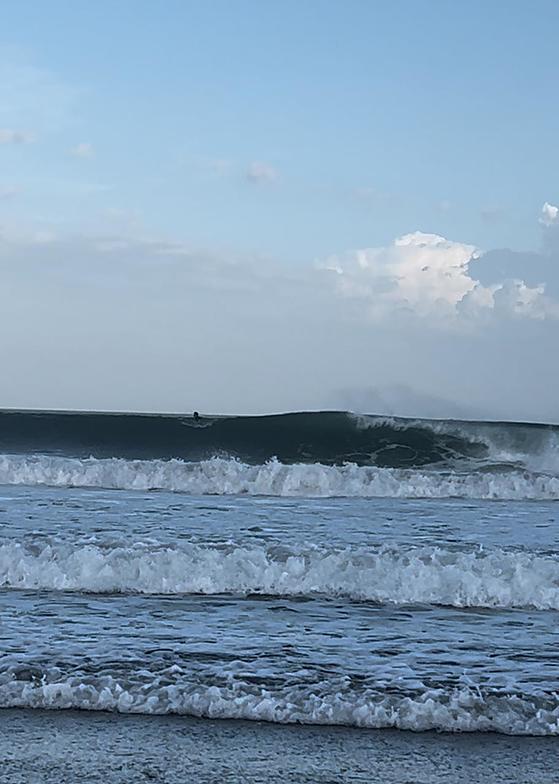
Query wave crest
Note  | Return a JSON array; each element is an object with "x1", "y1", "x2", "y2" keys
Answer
[
  {"x1": 0, "y1": 453, "x2": 558, "y2": 500},
  {"x1": 1, "y1": 667, "x2": 557, "y2": 734},
  {"x1": 2, "y1": 540, "x2": 559, "y2": 609}
]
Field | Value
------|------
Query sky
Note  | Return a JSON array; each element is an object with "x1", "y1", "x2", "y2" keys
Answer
[{"x1": 1, "y1": 0, "x2": 559, "y2": 420}]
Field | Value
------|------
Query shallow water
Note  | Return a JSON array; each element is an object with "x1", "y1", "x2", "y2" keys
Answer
[{"x1": 1, "y1": 486, "x2": 558, "y2": 734}]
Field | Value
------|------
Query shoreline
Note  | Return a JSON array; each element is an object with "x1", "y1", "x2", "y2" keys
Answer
[{"x1": 0, "y1": 708, "x2": 557, "y2": 783}]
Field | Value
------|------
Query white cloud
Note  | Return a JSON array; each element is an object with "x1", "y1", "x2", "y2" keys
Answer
[
  {"x1": 322, "y1": 231, "x2": 479, "y2": 319},
  {"x1": 0, "y1": 128, "x2": 34, "y2": 144},
  {"x1": 246, "y1": 161, "x2": 279, "y2": 184},
  {"x1": 70, "y1": 142, "x2": 94, "y2": 158},
  {"x1": 539, "y1": 202, "x2": 558, "y2": 227},
  {"x1": 321, "y1": 231, "x2": 558, "y2": 323}
]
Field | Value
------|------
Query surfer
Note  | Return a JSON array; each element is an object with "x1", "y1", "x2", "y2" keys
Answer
[{"x1": 193, "y1": 411, "x2": 200, "y2": 422}]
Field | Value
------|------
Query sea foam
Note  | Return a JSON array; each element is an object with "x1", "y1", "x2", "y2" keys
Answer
[
  {"x1": 2, "y1": 540, "x2": 559, "y2": 609},
  {"x1": 1, "y1": 667, "x2": 557, "y2": 735},
  {"x1": 0, "y1": 454, "x2": 558, "y2": 499}
]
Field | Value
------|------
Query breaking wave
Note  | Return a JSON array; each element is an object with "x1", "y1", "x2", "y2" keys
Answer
[
  {"x1": 2, "y1": 408, "x2": 559, "y2": 471},
  {"x1": 0, "y1": 453, "x2": 558, "y2": 500},
  {"x1": 2, "y1": 540, "x2": 559, "y2": 609},
  {"x1": 1, "y1": 666, "x2": 557, "y2": 734}
]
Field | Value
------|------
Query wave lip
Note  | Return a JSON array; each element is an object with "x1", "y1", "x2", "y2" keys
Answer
[
  {"x1": 0, "y1": 453, "x2": 558, "y2": 500},
  {"x1": 2, "y1": 540, "x2": 559, "y2": 609},
  {"x1": 1, "y1": 668, "x2": 558, "y2": 735}
]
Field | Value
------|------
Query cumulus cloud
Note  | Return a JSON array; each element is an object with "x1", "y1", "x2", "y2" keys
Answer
[
  {"x1": 321, "y1": 231, "x2": 558, "y2": 323},
  {"x1": 70, "y1": 142, "x2": 94, "y2": 158},
  {"x1": 246, "y1": 161, "x2": 279, "y2": 184},
  {"x1": 539, "y1": 202, "x2": 558, "y2": 227},
  {"x1": 0, "y1": 128, "x2": 34, "y2": 144},
  {"x1": 321, "y1": 231, "x2": 476, "y2": 318}
]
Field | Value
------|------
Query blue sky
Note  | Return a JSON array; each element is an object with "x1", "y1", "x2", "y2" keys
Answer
[
  {"x1": 1, "y1": 1, "x2": 559, "y2": 418},
  {"x1": 2, "y1": 0, "x2": 558, "y2": 256}
]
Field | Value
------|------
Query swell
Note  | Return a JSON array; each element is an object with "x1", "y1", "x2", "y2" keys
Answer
[
  {"x1": 3, "y1": 408, "x2": 553, "y2": 468},
  {"x1": 2, "y1": 540, "x2": 558, "y2": 609},
  {"x1": 1, "y1": 666, "x2": 557, "y2": 734},
  {"x1": 1, "y1": 454, "x2": 558, "y2": 499}
]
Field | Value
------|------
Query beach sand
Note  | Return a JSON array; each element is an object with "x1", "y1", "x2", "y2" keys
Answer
[{"x1": 0, "y1": 709, "x2": 556, "y2": 784}]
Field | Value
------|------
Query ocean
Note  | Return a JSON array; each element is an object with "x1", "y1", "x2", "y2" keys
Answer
[{"x1": 0, "y1": 409, "x2": 558, "y2": 782}]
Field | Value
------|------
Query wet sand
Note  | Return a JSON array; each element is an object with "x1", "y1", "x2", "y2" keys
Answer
[{"x1": 0, "y1": 709, "x2": 557, "y2": 783}]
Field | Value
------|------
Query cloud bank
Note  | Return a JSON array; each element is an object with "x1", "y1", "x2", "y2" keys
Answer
[{"x1": 1, "y1": 204, "x2": 558, "y2": 421}]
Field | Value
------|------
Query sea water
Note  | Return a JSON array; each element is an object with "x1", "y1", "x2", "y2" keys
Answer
[{"x1": 0, "y1": 411, "x2": 558, "y2": 736}]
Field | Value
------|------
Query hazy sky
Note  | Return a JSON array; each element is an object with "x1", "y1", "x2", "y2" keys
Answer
[{"x1": 1, "y1": 0, "x2": 558, "y2": 420}]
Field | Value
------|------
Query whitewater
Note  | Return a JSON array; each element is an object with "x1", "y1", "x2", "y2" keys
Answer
[
  {"x1": 0, "y1": 453, "x2": 559, "y2": 499},
  {"x1": 3, "y1": 539, "x2": 559, "y2": 610},
  {"x1": 0, "y1": 410, "x2": 558, "y2": 738}
]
